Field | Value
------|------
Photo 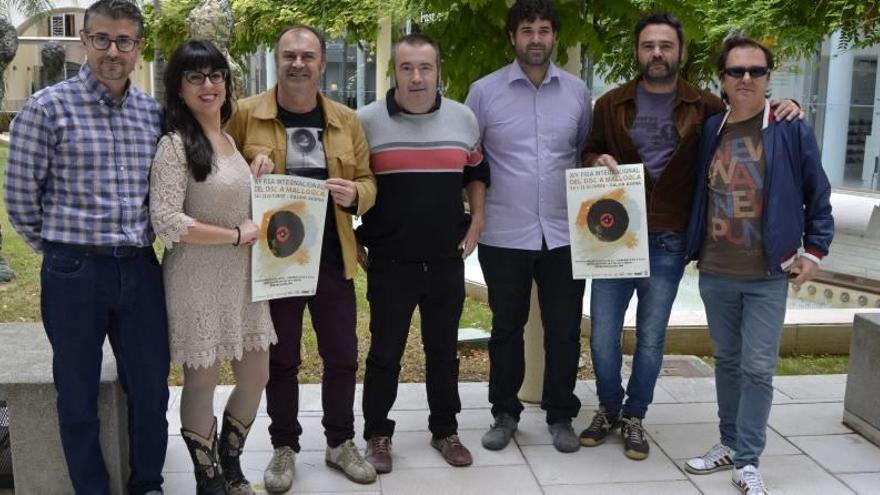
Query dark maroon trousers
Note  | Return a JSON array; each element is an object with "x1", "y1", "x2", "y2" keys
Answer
[{"x1": 266, "y1": 263, "x2": 358, "y2": 450}]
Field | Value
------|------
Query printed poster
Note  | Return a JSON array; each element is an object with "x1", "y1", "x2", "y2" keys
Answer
[
  {"x1": 566, "y1": 164, "x2": 650, "y2": 279},
  {"x1": 251, "y1": 174, "x2": 328, "y2": 301}
]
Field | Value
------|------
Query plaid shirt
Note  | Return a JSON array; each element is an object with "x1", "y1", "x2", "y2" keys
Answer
[{"x1": 4, "y1": 64, "x2": 162, "y2": 251}]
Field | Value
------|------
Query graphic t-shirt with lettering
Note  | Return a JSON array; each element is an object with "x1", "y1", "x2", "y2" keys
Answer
[
  {"x1": 277, "y1": 104, "x2": 342, "y2": 269},
  {"x1": 630, "y1": 82, "x2": 680, "y2": 180},
  {"x1": 698, "y1": 110, "x2": 768, "y2": 277}
]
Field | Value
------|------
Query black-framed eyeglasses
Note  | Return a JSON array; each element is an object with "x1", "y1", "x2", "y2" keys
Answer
[
  {"x1": 723, "y1": 66, "x2": 769, "y2": 79},
  {"x1": 83, "y1": 32, "x2": 140, "y2": 53},
  {"x1": 183, "y1": 69, "x2": 229, "y2": 86}
]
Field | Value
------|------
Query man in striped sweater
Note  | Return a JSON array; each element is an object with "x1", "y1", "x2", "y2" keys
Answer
[{"x1": 356, "y1": 33, "x2": 489, "y2": 474}]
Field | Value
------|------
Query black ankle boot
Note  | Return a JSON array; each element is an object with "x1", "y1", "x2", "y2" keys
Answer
[
  {"x1": 219, "y1": 410, "x2": 255, "y2": 495},
  {"x1": 181, "y1": 419, "x2": 228, "y2": 495}
]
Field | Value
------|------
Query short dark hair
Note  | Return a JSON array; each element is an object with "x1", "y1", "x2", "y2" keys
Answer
[
  {"x1": 83, "y1": 0, "x2": 144, "y2": 38},
  {"x1": 634, "y1": 11, "x2": 684, "y2": 55},
  {"x1": 393, "y1": 33, "x2": 441, "y2": 70},
  {"x1": 506, "y1": 0, "x2": 560, "y2": 36},
  {"x1": 163, "y1": 40, "x2": 235, "y2": 182},
  {"x1": 275, "y1": 24, "x2": 327, "y2": 61},
  {"x1": 716, "y1": 36, "x2": 775, "y2": 73}
]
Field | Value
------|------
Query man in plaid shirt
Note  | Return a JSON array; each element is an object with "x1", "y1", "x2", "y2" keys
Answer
[{"x1": 3, "y1": 1, "x2": 169, "y2": 493}]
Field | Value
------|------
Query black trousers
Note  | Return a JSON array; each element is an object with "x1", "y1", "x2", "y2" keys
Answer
[
  {"x1": 362, "y1": 257, "x2": 464, "y2": 439},
  {"x1": 478, "y1": 242, "x2": 585, "y2": 424}
]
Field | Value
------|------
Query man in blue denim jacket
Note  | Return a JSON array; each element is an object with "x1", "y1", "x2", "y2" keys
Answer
[{"x1": 683, "y1": 37, "x2": 832, "y2": 495}]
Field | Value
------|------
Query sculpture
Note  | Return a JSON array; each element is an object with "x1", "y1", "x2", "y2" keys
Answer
[{"x1": 186, "y1": 0, "x2": 243, "y2": 96}]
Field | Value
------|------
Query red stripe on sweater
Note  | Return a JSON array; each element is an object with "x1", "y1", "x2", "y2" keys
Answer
[{"x1": 371, "y1": 147, "x2": 477, "y2": 174}]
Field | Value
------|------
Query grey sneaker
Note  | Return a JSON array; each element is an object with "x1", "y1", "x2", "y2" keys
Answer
[
  {"x1": 685, "y1": 443, "x2": 736, "y2": 475},
  {"x1": 548, "y1": 420, "x2": 580, "y2": 453},
  {"x1": 325, "y1": 439, "x2": 377, "y2": 484},
  {"x1": 733, "y1": 464, "x2": 771, "y2": 494},
  {"x1": 481, "y1": 413, "x2": 518, "y2": 451},
  {"x1": 263, "y1": 446, "x2": 295, "y2": 493}
]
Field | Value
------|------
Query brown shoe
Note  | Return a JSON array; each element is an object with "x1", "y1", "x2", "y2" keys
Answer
[
  {"x1": 365, "y1": 436, "x2": 393, "y2": 474},
  {"x1": 431, "y1": 434, "x2": 473, "y2": 467}
]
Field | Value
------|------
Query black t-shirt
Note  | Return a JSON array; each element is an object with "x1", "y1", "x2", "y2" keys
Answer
[{"x1": 276, "y1": 104, "x2": 343, "y2": 269}]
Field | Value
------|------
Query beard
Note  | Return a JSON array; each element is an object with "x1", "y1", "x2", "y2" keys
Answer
[
  {"x1": 516, "y1": 43, "x2": 552, "y2": 67},
  {"x1": 640, "y1": 57, "x2": 679, "y2": 84}
]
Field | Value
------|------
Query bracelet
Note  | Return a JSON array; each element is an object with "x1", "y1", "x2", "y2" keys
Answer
[{"x1": 233, "y1": 226, "x2": 241, "y2": 246}]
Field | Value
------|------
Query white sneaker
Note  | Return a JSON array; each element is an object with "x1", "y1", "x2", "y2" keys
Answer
[
  {"x1": 264, "y1": 446, "x2": 296, "y2": 493},
  {"x1": 685, "y1": 443, "x2": 735, "y2": 474},
  {"x1": 325, "y1": 439, "x2": 377, "y2": 484},
  {"x1": 733, "y1": 464, "x2": 771, "y2": 494}
]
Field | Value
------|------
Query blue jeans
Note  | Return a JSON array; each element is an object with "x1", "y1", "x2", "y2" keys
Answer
[
  {"x1": 590, "y1": 232, "x2": 687, "y2": 419},
  {"x1": 699, "y1": 272, "x2": 788, "y2": 468},
  {"x1": 40, "y1": 242, "x2": 170, "y2": 495}
]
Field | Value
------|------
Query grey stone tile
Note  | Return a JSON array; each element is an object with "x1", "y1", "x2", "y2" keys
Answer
[
  {"x1": 839, "y1": 473, "x2": 880, "y2": 494},
  {"x1": 521, "y1": 444, "x2": 685, "y2": 485},
  {"x1": 162, "y1": 471, "x2": 196, "y2": 493},
  {"x1": 773, "y1": 375, "x2": 847, "y2": 401},
  {"x1": 789, "y1": 434, "x2": 880, "y2": 473},
  {"x1": 686, "y1": 454, "x2": 855, "y2": 494},
  {"x1": 386, "y1": 408, "x2": 488, "y2": 432},
  {"x1": 656, "y1": 377, "x2": 718, "y2": 403},
  {"x1": 769, "y1": 402, "x2": 854, "y2": 436},
  {"x1": 458, "y1": 381, "x2": 490, "y2": 409},
  {"x1": 574, "y1": 380, "x2": 600, "y2": 405},
  {"x1": 378, "y1": 465, "x2": 542, "y2": 495},
  {"x1": 164, "y1": 434, "x2": 192, "y2": 473},
  {"x1": 543, "y1": 481, "x2": 700, "y2": 495},
  {"x1": 580, "y1": 379, "x2": 678, "y2": 404},
  {"x1": 647, "y1": 422, "x2": 799, "y2": 461},
  {"x1": 643, "y1": 402, "x2": 720, "y2": 425}
]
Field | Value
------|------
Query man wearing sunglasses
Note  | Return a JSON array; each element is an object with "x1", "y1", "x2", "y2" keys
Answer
[
  {"x1": 4, "y1": 0, "x2": 168, "y2": 494},
  {"x1": 684, "y1": 37, "x2": 833, "y2": 495},
  {"x1": 580, "y1": 12, "x2": 803, "y2": 462},
  {"x1": 227, "y1": 24, "x2": 377, "y2": 491}
]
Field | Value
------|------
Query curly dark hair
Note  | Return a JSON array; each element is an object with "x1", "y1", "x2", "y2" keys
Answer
[
  {"x1": 506, "y1": 0, "x2": 560, "y2": 36},
  {"x1": 163, "y1": 40, "x2": 235, "y2": 182}
]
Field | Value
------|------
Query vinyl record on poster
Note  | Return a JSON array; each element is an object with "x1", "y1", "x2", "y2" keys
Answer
[
  {"x1": 267, "y1": 210, "x2": 305, "y2": 258},
  {"x1": 587, "y1": 198, "x2": 630, "y2": 242}
]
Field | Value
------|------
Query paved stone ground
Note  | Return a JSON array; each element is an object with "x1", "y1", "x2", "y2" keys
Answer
[{"x1": 157, "y1": 374, "x2": 879, "y2": 494}]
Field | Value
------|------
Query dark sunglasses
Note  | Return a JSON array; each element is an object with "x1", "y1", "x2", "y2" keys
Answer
[
  {"x1": 183, "y1": 69, "x2": 229, "y2": 86},
  {"x1": 723, "y1": 66, "x2": 769, "y2": 79}
]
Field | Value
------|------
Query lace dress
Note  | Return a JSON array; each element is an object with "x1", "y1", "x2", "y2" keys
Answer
[{"x1": 150, "y1": 133, "x2": 276, "y2": 368}]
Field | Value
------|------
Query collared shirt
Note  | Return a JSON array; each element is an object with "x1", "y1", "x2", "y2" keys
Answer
[
  {"x1": 465, "y1": 61, "x2": 591, "y2": 250},
  {"x1": 4, "y1": 64, "x2": 162, "y2": 251}
]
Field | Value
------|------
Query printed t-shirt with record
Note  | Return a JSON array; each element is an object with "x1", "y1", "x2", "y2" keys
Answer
[
  {"x1": 277, "y1": 103, "x2": 342, "y2": 267},
  {"x1": 699, "y1": 110, "x2": 768, "y2": 277}
]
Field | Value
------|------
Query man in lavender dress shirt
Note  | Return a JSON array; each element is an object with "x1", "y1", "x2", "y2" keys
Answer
[{"x1": 465, "y1": 0, "x2": 591, "y2": 453}]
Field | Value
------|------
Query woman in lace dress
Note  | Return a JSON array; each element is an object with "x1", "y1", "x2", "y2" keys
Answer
[{"x1": 150, "y1": 40, "x2": 275, "y2": 495}]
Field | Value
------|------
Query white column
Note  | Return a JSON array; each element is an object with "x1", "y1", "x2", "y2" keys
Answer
[
  {"x1": 821, "y1": 31, "x2": 855, "y2": 186},
  {"x1": 376, "y1": 16, "x2": 392, "y2": 97},
  {"x1": 265, "y1": 47, "x2": 276, "y2": 91},
  {"x1": 356, "y1": 42, "x2": 366, "y2": 108},
  {"x1": 518, "y1": 283, "x2": 544, "y2": 403},
  {"x1": 562, "y1": 44, "x2": 581, "y2": 78},
  {"x1": 861, "y1": 55, "x2": 880, "y2": 188}
]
